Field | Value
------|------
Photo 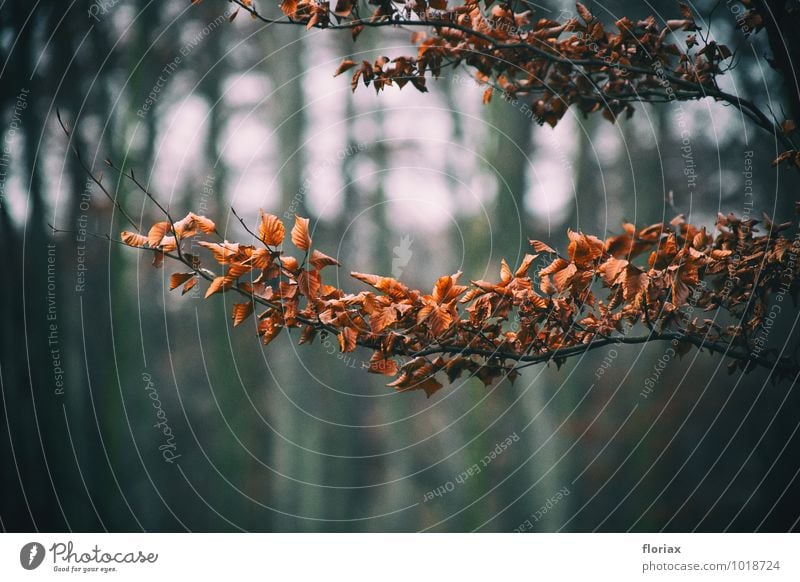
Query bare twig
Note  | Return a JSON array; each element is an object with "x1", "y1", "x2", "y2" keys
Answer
[{"x1": 56, "y1": 110, "x2": 141, "y2": 231}]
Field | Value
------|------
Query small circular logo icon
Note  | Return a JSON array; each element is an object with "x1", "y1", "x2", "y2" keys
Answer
[{"x1": 20, "y1": 542, "x2": 45, "y2": 570}]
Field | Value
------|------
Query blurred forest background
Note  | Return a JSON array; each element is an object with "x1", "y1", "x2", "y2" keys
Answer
[{"x1": 1, "y1": 0, "x2": 799, "y2": 532}]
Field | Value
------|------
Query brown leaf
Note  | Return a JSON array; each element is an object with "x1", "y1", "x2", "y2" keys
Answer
[
  {"x1": 258, "y1": 210, "x2": 285, "y2": 246},
  {"x1": 181, "y1": 277, "x2": 198, "y2": 295},
  {"x1": 192, "y1": 213, "x2": 216, "y2": 234},
  {"x1": 309, "y1": 249, "x2": 340, "y2": 270},
  {"x1": 173, "y1": 214, "x2": 198, "y2": 240},
  {"x1": 376, "y1": 277, "x2": 411, "y2": 300},
  {"x1": 158, "y1": 236, "x2": 178, "y2": 253},
  {"x1": 148, "y1": 222, "x2": 170, "y2": 248},
  {"x1": 576, "y1": 2, "x2": 593, "y2": 23},
  {"x1": 298, "y1": 325, "x2": 317, "y2": 345},
  {"x1": 530, "y1": 239, "x2": 556, "y2": 254},
  {"x1": 198, "y1": 241, "x2": 245, "y2": 265},
  {"x1": 333, "y1": 0, "x2": 353, "y2": 17},
  {"x1": 370, "y1": 306, "x2": 397, "y2": 333},
  {"x1": 476, "y1": 364, "x2": 503, "y2": 387},
  {"x1": 223, "y1": 262, "x2": 253, "y2": 286},
  {"x1": 152, "y1": 251, "x2": 165, "y2": 268},
  {"x1": 170, "y1": 272, "x2": 195, "y2": 290},
  {"x1": 279, "y1": 0, "x2": 298, "y2": 17},
  {"x1": 620, "y1": 265, "x2": 649, "y2": 300},
  {"x1": 205, "y1": 276, "x2": 227, "y2": 299},
  {"x1": 259, "y1": 315, "x2": 281, "y2": 346},
  {"x1": 338, "y1": 327, "x2": 358, "y2": 353},
  {"x1": 279, "y1": 281, "x2": 298, "y2": 300},
  {"x1": 444, "y1": 356, "x2": 472, "y2": 383},
  {"x1": 291, "y1": 215, "x2": 312, "y2": 251},
  {"x1": 551, "y1": 262, "x2": 578, "y2": 292},
  {"x1": 598, "y1": 257, "x2": 628, "y2": 286},
  {"x1": 671, "y1": 273, "x2": 691, "y2": 306},
  {"x1": 416, "y1": 376, "x2": 443, "y2": 398},
  {"x1": 433, "y1": 272, "x2": 466, "y2": 303},
  {"x1": 351, "y1": 271, "x2": 381, "y2": 287},
  {"x1": 247, "y1": 248, "x2": 272, "y2": 270},
  {"x1": 515, "y1": 253, "x2": 538, "y2": 277},
  {"x1": 471, "y1": 280, "x2": 496, "y2": 293},
  {"x1": 539, "y1": 274, "x2": 556, "y2": 295},
  {"x1": 368, "y1": 352, "x2": 398, "y2": 376},
  {"x1": 297, "y1": 269, "x2": 322, "y2": 299},
  {"x1": 540, "y1": 257, "x2": 570, "y2": 277},
  {"x1": 231, "y1": 302, "x2": 254, "y2": 327},
  {"x1": 121, "y1": 231, "x2": 148, "y2": 248},
  {"x1": 605, "y1": 233, "x2": 633, "y2": 258},
  {"x1": 334, "y1": 59, "x2": 358, "y2": 77},
  {"x1": 418, "y1": 305, "x2": 452, "y2": 336},
  {"x1": 389, "y1": 367, "x2": 443, "y2": 398},
  {"x1": 567, "y1": 230, "x2": 603, "y2": 266},
  {"x1": 281, "y1": 256, "x2": 300, "y2": 273},
  {"x1": 500, "y1": 259, "x2": 513, "y2": 284}
]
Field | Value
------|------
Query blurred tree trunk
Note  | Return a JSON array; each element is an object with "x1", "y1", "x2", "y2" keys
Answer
[{"x1": 753, "y1": 0, "x2": 800, "y2": 118}]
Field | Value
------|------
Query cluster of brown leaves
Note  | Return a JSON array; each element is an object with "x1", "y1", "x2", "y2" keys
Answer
[
  {"x1": 223, "y1": 0, "x2": 797, "y2": 160},
  {"x1": 279, "y1": 0, "x2": 729, "y2": 126},
  {"x1": 122, "y1": 209, "x2": 800, "y2": 397}
]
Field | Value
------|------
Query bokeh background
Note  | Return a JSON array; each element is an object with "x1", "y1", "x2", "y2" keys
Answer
[{"x1": 1, "y1": 0, "x2": 799, "y2": 532}]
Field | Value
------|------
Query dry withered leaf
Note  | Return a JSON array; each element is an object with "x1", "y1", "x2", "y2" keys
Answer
[
  {"x1": 291, "y1": 215, "x2": 312, "y2": 251},
  {"x1": 258, "y1": 210, "x2": 285, "y2": 247}
]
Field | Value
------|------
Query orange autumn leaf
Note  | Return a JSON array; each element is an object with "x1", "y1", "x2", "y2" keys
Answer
[
  {"x1": 291, "y1": 215, "x2": 312, "y2": 251},
  {"x1": 258, "y1": 211, "x2": 285, "y2": 247},
  {"x1": 121, "y1": 231, "x2": 148, "y2": 248},
  {"x1": 500, "y1": 260, "x2": 513, "y2": 284},
  {"x1": 334, "y1": 59, "x2": 357, "y2": 77},
  {"x1": 515, "y1": 254, "x2": 539, "y2": 277},
  {"x1": 279, "y1": 0, "x2": 298, "y2": 18},
  {"x1": 297, "y1": 269, "x2": 322, "y2": 298},
  {"x1": 418, "y1": 304, "x2": 453, "y2": 336},
  {"x1": 530, "y1": 240, "x2": 556, "y2": 254},
  {"x1": 169, "y1": 272, "x2": 195, "y2": 290},
  {"x1": 370, "y1": 306, "x2": 397, "y2": 333},
  {"x1": 181, "y1": 277, "x2": 198, "y2": 295},
  {"x1": 620, "y1": 265, "x2": 649, "y2": 301},
  {"x1": 197, "y1": 241, "x2": 246, "y2": 265},
  {"x1": 567, "y1": 230, "x2": 603, "y2": 266},
  {"x1": 231, "y1": 302, "x2": 254, "y2": 327},
  {"x1": 432, "y1": 272, "x2": 466, "y2": 304},
  {"x1": 205, "y1": 276, "x2": 227, "y2": 299},
  {"x1": 338, "y1": 327, "x2": 358, "y2": 353},
  {"x1": 309, "y1": 249, "x2": 340, "y2": 270},
  {"x1": 598, "y1": 257, "x2": 628, "y2": 285},
  {"x1": 368, "y1": 352, "x2": 398, "y2": 376},
  {"x1": 147, "y1": 222, "x2": 170, "y2": 248}
]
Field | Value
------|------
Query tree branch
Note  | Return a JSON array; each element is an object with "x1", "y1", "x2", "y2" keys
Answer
[{"x1": 223, "y1": 0, "x2": 796, "y2": 151}]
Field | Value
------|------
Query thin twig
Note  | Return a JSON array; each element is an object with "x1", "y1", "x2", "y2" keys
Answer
[{"x1": 56, "y1": 110, "x2": 141, "y2": 231}]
